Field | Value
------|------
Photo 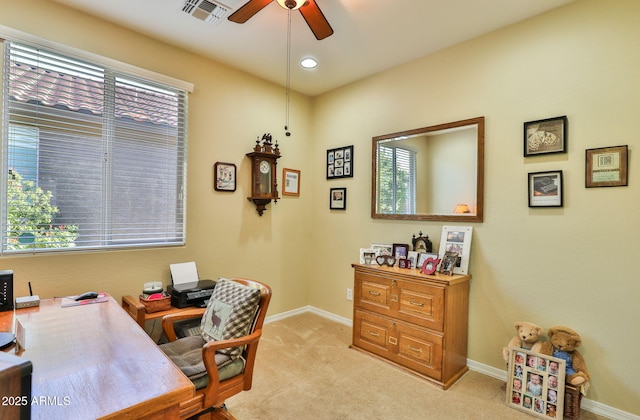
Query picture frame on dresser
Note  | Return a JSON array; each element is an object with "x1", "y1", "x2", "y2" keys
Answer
[
  {"x1": 392, "y1": 243, "x2": 409, "y2": 259},
  {"x1": 439, "y1": 252, "x2": 458, "y2": 276},
  {"x1": 416, "y1": 252, "x2": 438, "y2": 270},
  {"x1": 506, "y1": 348, "x2": 566, "y2": 419},
  {"x1": 437, "y1": 226, "x2": 473, "y2": 275},
  {"x1": 359, "y1": 248, "x2": 377, "y2": 265},
  {"x1": 370, "y1": 243, "x2": 393, "y2": 256}
]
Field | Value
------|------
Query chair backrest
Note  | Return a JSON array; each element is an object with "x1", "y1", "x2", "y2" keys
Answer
[
  {"x1": 199, "y1": 278, "x2": 272, "y2": 409},
  {"x1": 229, "y1": 278, "x2": 272, "y2": 362}
]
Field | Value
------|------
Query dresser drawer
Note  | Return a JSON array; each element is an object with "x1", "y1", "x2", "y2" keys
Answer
[
  {"x1": 396, "y1": 280, "x2": 444, "y2": 331},
  {"x1": 396, "y1": 322, "x2": 443, "y2": 380},
  {"x1": 353, "y1": 309, "x2": 394, "y2": 357},
  {"x1": 355, "y1": 272, "x2": 393, "y2": 313}
]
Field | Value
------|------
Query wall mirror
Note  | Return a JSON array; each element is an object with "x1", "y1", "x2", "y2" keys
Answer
[{"x1": 371, "y1": 116, "x2": 484, "y2": 222}]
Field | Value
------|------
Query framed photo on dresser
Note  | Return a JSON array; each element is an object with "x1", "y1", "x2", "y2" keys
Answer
[{"x1": 437, "y1": 226, "x2": 472, "y2": 275}]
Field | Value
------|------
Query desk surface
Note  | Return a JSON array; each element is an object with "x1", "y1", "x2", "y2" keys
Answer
[{"x1": 2, "y1": 296, "x2": 194, "y2": 419}]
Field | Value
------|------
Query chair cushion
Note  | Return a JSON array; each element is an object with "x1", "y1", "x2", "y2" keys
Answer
[
  {"x1": 160, "y1": 335, "x2": 244, "y2": 389},
  {"x1": 201, "y1": 278, "x2": 261, "y2": 358}
]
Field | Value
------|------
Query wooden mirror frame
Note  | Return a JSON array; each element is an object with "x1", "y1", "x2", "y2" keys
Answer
[{"x1": 371, "y1": 116, "x2": 484, "y2": 222}]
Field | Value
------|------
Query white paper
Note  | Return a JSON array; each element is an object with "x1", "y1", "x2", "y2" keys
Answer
[{"x1": 170, "y1": 261, "x2": 199, "y2": 285}]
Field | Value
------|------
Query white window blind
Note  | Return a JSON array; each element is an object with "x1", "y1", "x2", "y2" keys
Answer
[
  {"x1": 2, "y1": 41, "x2": 187, "y2": 253},
  {"x1": 377, "y1": 144, "x2": 417, "y2": 214}
]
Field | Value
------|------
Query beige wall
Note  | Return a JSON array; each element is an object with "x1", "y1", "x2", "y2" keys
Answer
[
  {"x1": 0, "y1": 0, "x2": 313, "y2": 316},
  {"x1": 1, "y1": 0, "x2": 639, "y2": 415},
  {"x1": 310, "y1": 0, "x2": 639, "y2": 414}
]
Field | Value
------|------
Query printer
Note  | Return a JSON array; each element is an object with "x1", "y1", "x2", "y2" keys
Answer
[
  {"x1": 167, "y1": 261, "x2": 216, "y2": 308},
  {"x1": 167, "y1": 279, "x2": 216, "y2": 308}
]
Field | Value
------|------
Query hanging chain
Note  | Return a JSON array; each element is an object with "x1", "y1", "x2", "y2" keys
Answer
[{"x1": 285, "y1": 10, "x2": 292, "y2": 136}]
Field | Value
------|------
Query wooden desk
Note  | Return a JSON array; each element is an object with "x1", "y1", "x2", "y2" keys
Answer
[
  {"x1": 1, "y1": 296, "x2": 194, "y2": 419},
  {"x1": 122, "y1": 295, "x2": 195, "y2": 328}
]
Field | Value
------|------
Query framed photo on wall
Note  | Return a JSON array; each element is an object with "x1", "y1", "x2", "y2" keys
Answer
[
  {"x1": 327, "y1": 145, "x2": 354, "y2": 179},
  {"x1": 329, "y1": 187, "x2": 347, "y2": 210},
  {"x1": 213, "y1": 162, "x2": 236, "y2": 192},
  {"x1": 528, "y1": 170, "x2": 563, "y2": 207},
  {"x1": 585, "y1": 145, "x2": 628, "y2": 187},
  {"x1": 506, "y1": 348, "x2": 566, "y2": 419},
  {"x1": 524, "y1": 116, "x2": 567, "y2": 157},
  {"x1": 282, "y1": 168, "x2": 301, "y2": 196},
  {"x1": 437, "y1": 226, "x2": 473, "y2": 275}
]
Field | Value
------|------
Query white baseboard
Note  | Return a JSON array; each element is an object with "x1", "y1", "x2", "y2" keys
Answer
[{"x1": 270, "y1": 306, "x2": 638, "y2": 420}]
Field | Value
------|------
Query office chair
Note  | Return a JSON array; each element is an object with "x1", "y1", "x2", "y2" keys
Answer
[{"x1": 160, "y1": 278, "x2": 272, "y2": 420}]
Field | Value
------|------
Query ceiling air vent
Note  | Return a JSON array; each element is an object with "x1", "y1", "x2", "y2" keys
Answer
[{"x1": 181, "y1": 0, "x2": 231, "y2": 26}]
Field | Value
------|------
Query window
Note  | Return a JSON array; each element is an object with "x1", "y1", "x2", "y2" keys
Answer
[
  {"x1": 377, "y1": 144, "x2": 417, "y2": 214},
  {"x1": 2, "y1": 41, "x2": 188, "y2": 253}
]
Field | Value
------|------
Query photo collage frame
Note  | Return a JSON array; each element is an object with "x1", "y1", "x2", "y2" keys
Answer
[{"x1": 506, "y1": 348, "x2": 566, "y2": 419}]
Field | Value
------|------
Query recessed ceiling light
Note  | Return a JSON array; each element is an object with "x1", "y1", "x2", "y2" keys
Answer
[{"x1": 300, "y1": 57, "x2": 318, "y2": 69}]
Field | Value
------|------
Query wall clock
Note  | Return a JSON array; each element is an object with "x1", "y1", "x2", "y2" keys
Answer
[{"x1": 246, "y1": 133, "x2": 281, "y2": 216}]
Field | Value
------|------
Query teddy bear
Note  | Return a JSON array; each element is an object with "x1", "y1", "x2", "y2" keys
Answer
[
  {"x1": 502, "y1": 321, "x2": 545, "y2": 362},
  {"x1": 538, "y1": 326, "x2": 590, "y2": 386}
]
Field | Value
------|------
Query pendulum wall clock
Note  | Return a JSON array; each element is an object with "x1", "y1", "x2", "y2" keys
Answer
[{"x1": 246, "y1": 133, "x2": 281, "y2": 216}]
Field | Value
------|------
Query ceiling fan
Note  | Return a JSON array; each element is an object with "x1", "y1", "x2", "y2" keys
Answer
[{"x1": 228, "y1": 0, "x2": 334, "y2": 40}]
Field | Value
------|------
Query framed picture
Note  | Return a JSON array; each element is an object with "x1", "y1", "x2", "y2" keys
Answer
[
  {"x1": 327, "y1": 145, "x2": 354, "y2": 179},
  {"x1": 407, "y1": 251, "x2": 418, "y2": 268},
  {"x1": 506, "y1": 348, "x2": 566, "y2": 419},
  {"x1": 439, "y1": 252, "x2": 458, "y2": 275},
  {"x1": 528, "y1": 170, "x2": 563, "y2": 207},
  {"x1": 417, "y1": 252, "x2": 438, "y2": 270},
  {"x1": 370, "y1": 243, "x2": 393, "y2": 256},
  {"x1": 359, "y1": 248, "x2": 377, "y2": 265},
  {"x1": 392, "y1": 243, "x2": 409, "y2": 259},
  {"x1": 282, "y1": 168, "x2": 301, "y2": 196},
  {"x1": 437, "y1": 226, "x2": 473, "y2": 275},
  {"x1": 213, "y1": 162, "x2": 236, "y2": 192},
  {"x1": 329, "y1": 187, "x2": 347, "y2": 210},
  {"x1": 524, "y1": 116, "x2": 567, "y2": 157},
  {"x1": 585, "y1": 145, "x2": 628, "y2": 188}
]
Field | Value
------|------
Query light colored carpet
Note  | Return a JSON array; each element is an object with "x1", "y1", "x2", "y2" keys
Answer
[{"x1": 225, "y1": 312, "x2": 602, "y2": 419}]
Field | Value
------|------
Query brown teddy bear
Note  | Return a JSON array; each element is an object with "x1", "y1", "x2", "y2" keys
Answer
[
  {"x1": 538, "y1": 326, "x2": 590, "y2": 386},
  {"x1": 502, "y1": 321, "x2": 545, "y2": 361}
]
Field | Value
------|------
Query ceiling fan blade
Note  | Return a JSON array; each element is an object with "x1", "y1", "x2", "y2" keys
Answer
[
  {"x1": 299, "y1": 0, "x2": 334, "y2": 40},
  {"x1": 228, "y1": 0, "x2": 274, "y2": 23}
]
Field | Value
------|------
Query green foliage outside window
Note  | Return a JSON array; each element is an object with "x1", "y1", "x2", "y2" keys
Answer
[
  {"x1": 378, "y1": 147, "x2": 412, "y2": 214},
  {"x1": 6, "y1": 171, "x2": 78, "y2": 250}
]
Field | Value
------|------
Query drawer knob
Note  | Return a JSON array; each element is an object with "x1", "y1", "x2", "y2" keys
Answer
[
  {"x1": 367, "y1": 331, "x2": 380, "y2": 337},
  {"x1": 368, "y1": 291, "x2": 381, "y2": 296},
  {"x1": 409, "y1": 346, "x2": 423, "y2": 353},
  {"x1": 409, "y1": 300, "x2": 425, "y2": 307}
]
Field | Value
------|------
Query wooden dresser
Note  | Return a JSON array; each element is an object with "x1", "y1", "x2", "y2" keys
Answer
[{"x1": 351, "y1": 263, "x2": 471, "y2": 389}]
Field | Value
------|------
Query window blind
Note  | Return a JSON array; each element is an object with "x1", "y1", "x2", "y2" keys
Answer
[
  {"x1": 377, "y1": 144, "x2": 417, "y2": 214},
  {"x1": 2, "y1": 41, "x2": 187, "y2": 253}
]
